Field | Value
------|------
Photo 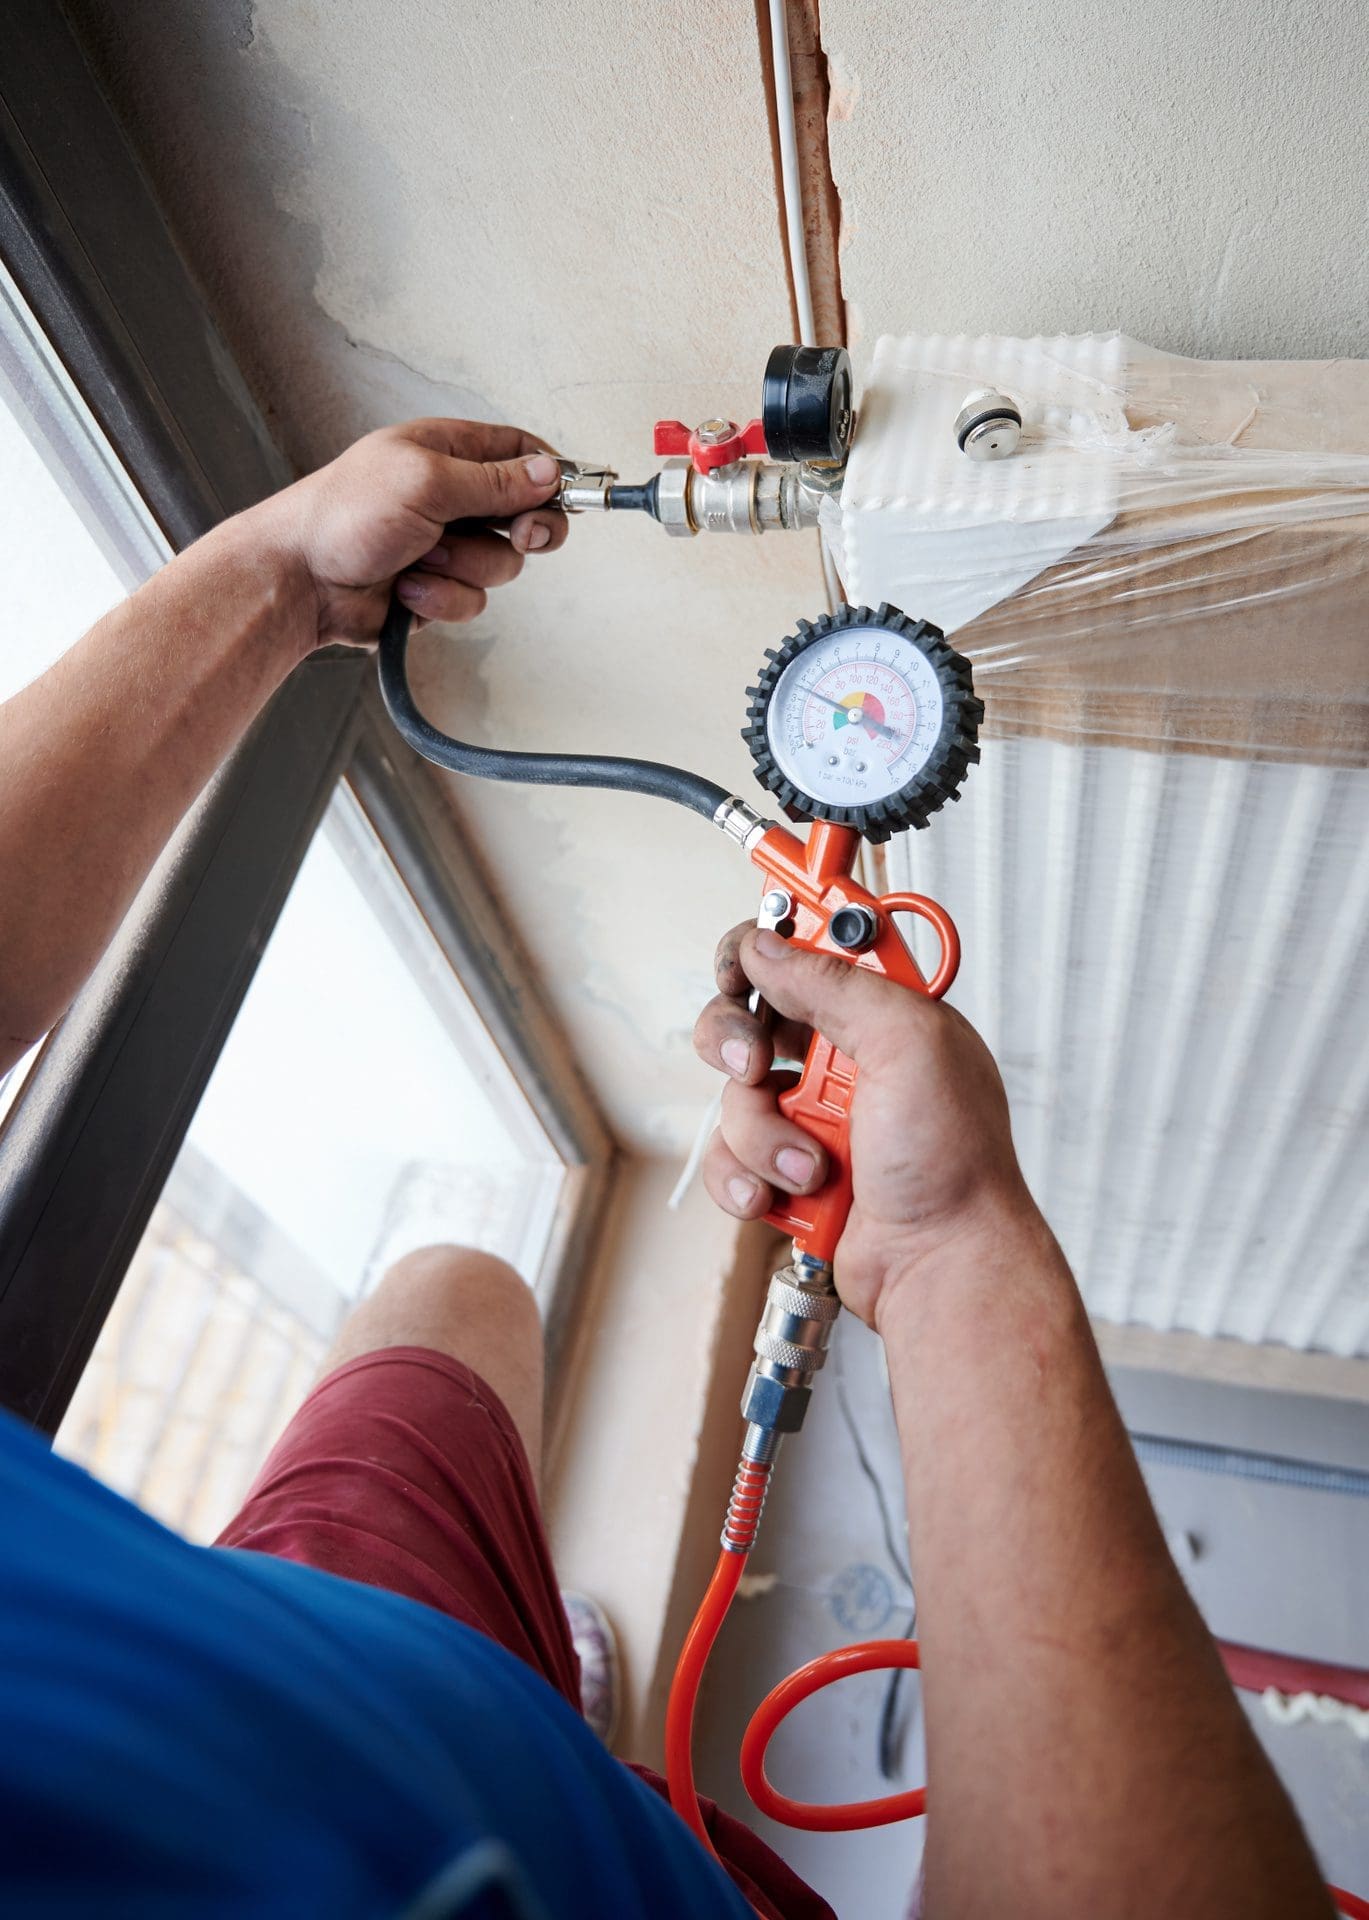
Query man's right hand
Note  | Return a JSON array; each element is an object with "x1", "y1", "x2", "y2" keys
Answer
[
  {"x1": 692, "y1": 922, "x2": 1040, "y2": 1326},
  {"x1": 697, "y1": 929, "x2": 1335, "y2": 1920}
]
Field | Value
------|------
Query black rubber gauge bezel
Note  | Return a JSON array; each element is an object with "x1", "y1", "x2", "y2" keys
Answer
[{"x1": 743, "y1": 603, "x2": 983, "y2": 843}]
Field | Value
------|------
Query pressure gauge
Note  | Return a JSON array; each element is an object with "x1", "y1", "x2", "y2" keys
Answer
[{"x1": 743, "y1": 603, "x2": 983, "y2": 842}]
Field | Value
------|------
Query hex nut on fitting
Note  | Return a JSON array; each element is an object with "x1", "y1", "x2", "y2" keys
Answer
[
  {"x1": 654, "y1": 460, "x2": 696, "y2": 536},
  {"x1": 740, "y1": 1365, "x2": 811, "y2": 1434},
  {"x1": 954, "y1": 389, "x2": 1023, "y2": 461}
]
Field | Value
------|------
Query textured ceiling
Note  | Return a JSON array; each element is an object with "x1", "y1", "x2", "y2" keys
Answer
[
  {"x1": 68, "y1": 0, "x2": 1369, "y2": 1192},
  {"x1": 821, "y1": 0, "x2": 1369, "y2": 367}
]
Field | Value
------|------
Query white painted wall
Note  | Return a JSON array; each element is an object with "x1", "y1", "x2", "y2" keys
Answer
[{"x1": 822, "y1": 0, "x2": 1369, "y2": 365}]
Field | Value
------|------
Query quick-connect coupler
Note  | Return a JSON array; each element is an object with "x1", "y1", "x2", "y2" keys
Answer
[
  {"x1": 720, "y1": 1253, "x2": 841, "y2": 1554},
  {"x1": 740, "y1": 1254, "x2": 842, "y2": 1462},
  {"x1": 557, "y1": 456, "x2": 830, "y2": 536}
]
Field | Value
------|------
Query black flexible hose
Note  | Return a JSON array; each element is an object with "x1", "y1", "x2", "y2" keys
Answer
[{"x1": 377, "y1": 598, "x2": 731, "y2": 821}]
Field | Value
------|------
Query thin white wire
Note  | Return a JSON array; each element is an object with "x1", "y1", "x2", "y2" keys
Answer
[
  {"x1": 768, "y1": 0, "x2": 817, "y2": 348},
  {"x1": 667, "y1": 2, "x2": 838, "y2": 1219},
  {"x1": 667, "y1": 1088, "x2": 723, "y2": 1210}
]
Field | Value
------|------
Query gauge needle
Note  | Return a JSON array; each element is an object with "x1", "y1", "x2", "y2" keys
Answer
[{"x1": 802, "y1": 686, "x2": 899, "y2": 740}]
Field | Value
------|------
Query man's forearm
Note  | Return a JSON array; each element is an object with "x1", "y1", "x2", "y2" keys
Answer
[
  {"x1": 881, "y1": 1199, "x2": 1330, "y2": 1918},
  {"x1": 0, "y1": 520, "x2": 313, "y2": 1071}
]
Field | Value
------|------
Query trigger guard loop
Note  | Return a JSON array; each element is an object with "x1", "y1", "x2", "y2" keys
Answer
[{"x1": 879, "y1": 892, "x2": 960, "y2": 1000}]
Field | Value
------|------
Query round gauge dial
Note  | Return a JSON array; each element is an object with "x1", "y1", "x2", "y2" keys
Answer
[
  {"x1": 772, "y1": 635, "x2": 944, "y2": 808},
  {"x1": 743, "y1": 603, "x2": 983, "y2": 842}
]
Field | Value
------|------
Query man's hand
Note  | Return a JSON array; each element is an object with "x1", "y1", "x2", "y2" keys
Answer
[
  {"x1": 251, "y1": 419, "x2": 567, "y2": 653},
  {"x1": 0, "y1": 416, "x2": 568, "y2": 1071},
  {"x1": 693, "y1": 922, "x2": 1036, "y2": 1325},
  {"x1": 698, "y1": 921, "x2": 1332, "y2": 1920}
]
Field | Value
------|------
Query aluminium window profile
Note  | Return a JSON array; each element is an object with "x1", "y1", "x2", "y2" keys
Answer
[{"x1": 0, "y1": 0, "x2": 610, "y2": 1429}]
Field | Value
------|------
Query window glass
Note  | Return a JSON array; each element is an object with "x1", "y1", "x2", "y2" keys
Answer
[
  {"x1": 0, "y1": 255, "x2": 166, "y2": 699},
  {"x1": 2, "y1": 254, "x2": 567, "y2": 1541},
  {"x1": 0, "y1": 255, "x2": 168, "y2": 1123},
  {"x1": 56, "y1": 787, "x2": 567, "y2": 1539}
]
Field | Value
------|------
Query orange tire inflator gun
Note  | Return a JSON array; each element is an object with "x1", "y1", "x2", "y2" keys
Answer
[
  {"x1": 381, "y1": 595, "x2": 980, "y2": 1853},
  {"x1": 665, "y1": 799, "x2": 960, "y2": 1858},
  {"x1": 378, "y1": 592, "x2": 1369, "y2": 1920}
]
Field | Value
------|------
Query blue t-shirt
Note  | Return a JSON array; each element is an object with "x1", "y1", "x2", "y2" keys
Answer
[{"x1": 0, "y1": 1409, "x2": 750, "y2": 1918}]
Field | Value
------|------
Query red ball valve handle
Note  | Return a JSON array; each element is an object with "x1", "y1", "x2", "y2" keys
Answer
[
  {"x1": 653, "y1": 416, "x2": 769, "y2": 474},
  {"x1": 748, "y1": 821, "x2": 960, "y2": 1266}
]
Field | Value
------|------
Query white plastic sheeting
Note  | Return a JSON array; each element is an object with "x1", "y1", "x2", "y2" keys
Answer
[
  {"x1": 875, "y1": 739, "x2": 1369, "y2": 1357},
  {"x1": 830, "y1": 333, "x2": 1369, "y2": 1356},
  {"x1": 829, "y1": 333, "x2": 1369, "y2": 766}
]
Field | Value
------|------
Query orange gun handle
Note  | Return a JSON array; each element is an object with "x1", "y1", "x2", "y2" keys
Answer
[{"x1": 761, "y1": 889, "x2": 960, "y2": 1265}]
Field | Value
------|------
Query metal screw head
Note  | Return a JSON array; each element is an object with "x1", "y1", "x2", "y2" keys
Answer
[
  {"x1": 954, "y1": 388, "x2": 1022, "y2": 461},
  {"x1": 696, "y1": 418, "x2": 734, "y2": 445},
  {"x1": 761, "y1": 888, "x2": 793, "y2": 920}
]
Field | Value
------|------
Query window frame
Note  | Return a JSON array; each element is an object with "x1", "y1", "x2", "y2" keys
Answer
[{"x1": 0, "y1": 1, "x2": 611, "y2": 1433}]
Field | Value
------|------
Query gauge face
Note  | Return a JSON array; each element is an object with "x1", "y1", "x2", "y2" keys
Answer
[{"x1": 765, "y1": 622, "x2": 946, "y2": 810}]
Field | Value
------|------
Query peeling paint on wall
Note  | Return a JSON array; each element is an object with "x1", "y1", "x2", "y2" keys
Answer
[{"x1": 68, "y1": 0, "x2": 834, "y2": 1154}]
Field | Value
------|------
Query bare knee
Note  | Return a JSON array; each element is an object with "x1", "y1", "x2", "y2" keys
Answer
[
  {"x1": 322, "y1": 1243, "x2": 545, "y2": 1472},
  {"x1": 377, "y1": 1244, "x2": 540, "y2": 1335}
]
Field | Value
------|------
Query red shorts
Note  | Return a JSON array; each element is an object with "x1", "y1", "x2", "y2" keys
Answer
[{"x1": 217, "y1": 1346, "x2": 831, "y2": 1920}]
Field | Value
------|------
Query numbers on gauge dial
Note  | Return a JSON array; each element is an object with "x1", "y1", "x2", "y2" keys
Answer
[{"x1": 767, "y1": 629, "x2": 946, "y2": 809}]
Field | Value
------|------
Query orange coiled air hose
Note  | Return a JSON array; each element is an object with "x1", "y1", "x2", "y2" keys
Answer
[
  {"x1": 666, "y1": 1458, "x2": 1367, "y2": 1919},
  {"x1": 739, "y1": 1635, "x2": 925, "y2": 1832},
  {"x1": 666, "y1": 1509, "x2": 924, "y2": 1857}
]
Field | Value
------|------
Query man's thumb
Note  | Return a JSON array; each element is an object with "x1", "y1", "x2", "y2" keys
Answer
[
  {"x1": 741, "y1": 928, "x2": 912, "y2": 1062},
  {"x1": 457, "y1": 451, "x2": 561, "y2": 520}
]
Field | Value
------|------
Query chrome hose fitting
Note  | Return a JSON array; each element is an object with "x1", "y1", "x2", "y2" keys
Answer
[
  {"x1": 739, "y1": 1253, "x2": 842, "y2": 1464},
  {"x1": 557, "y1": 454, "x2": 839, "y2": 535},
  {"x1": 649, "y1": 458, "x2": 829, "y2": 538},
  {"x1": 557, "y1": 459, "x2": 618, "y2": 512},
  {"x1": 953, "y1": 389, "x2": 1022, "y2": 460},
  {"x1": 713, "y1": 796, "x2": 771, "y2": 854}
]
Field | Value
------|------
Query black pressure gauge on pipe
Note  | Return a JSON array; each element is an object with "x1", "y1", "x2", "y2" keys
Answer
[
  {"x1": 761, "y1": 345, "x2": 854, "y2": 465},
  {"x1": 743, "y1": 603, "x2": 983, "y2": 843}
]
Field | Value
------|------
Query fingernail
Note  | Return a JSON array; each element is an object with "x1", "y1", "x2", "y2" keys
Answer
[
  {"x1": 776, "y1": 1147, "x2": 815, "y2": 1187},
  {"x1": 526, "y1": 521, "x2": 551, "y2": 550},
  {"x1": 720, "y1": 1038, "x2": 751, "y2": 1077},
  {"x1": 395, "y1": 576, "x2": 429, "y2": 608},
  {"x1": 728, "y1": 1176, "x2": 759, "y2": 1211},
  {"x1": 525, "y1": 454, "x2": 559, "y2": 486},
  {"x1": 420, "y1": 543, "x2": 449, "y2": 568},
  {"x1": 755, "y1": 929, "x2": 791, "y2": 959}
]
